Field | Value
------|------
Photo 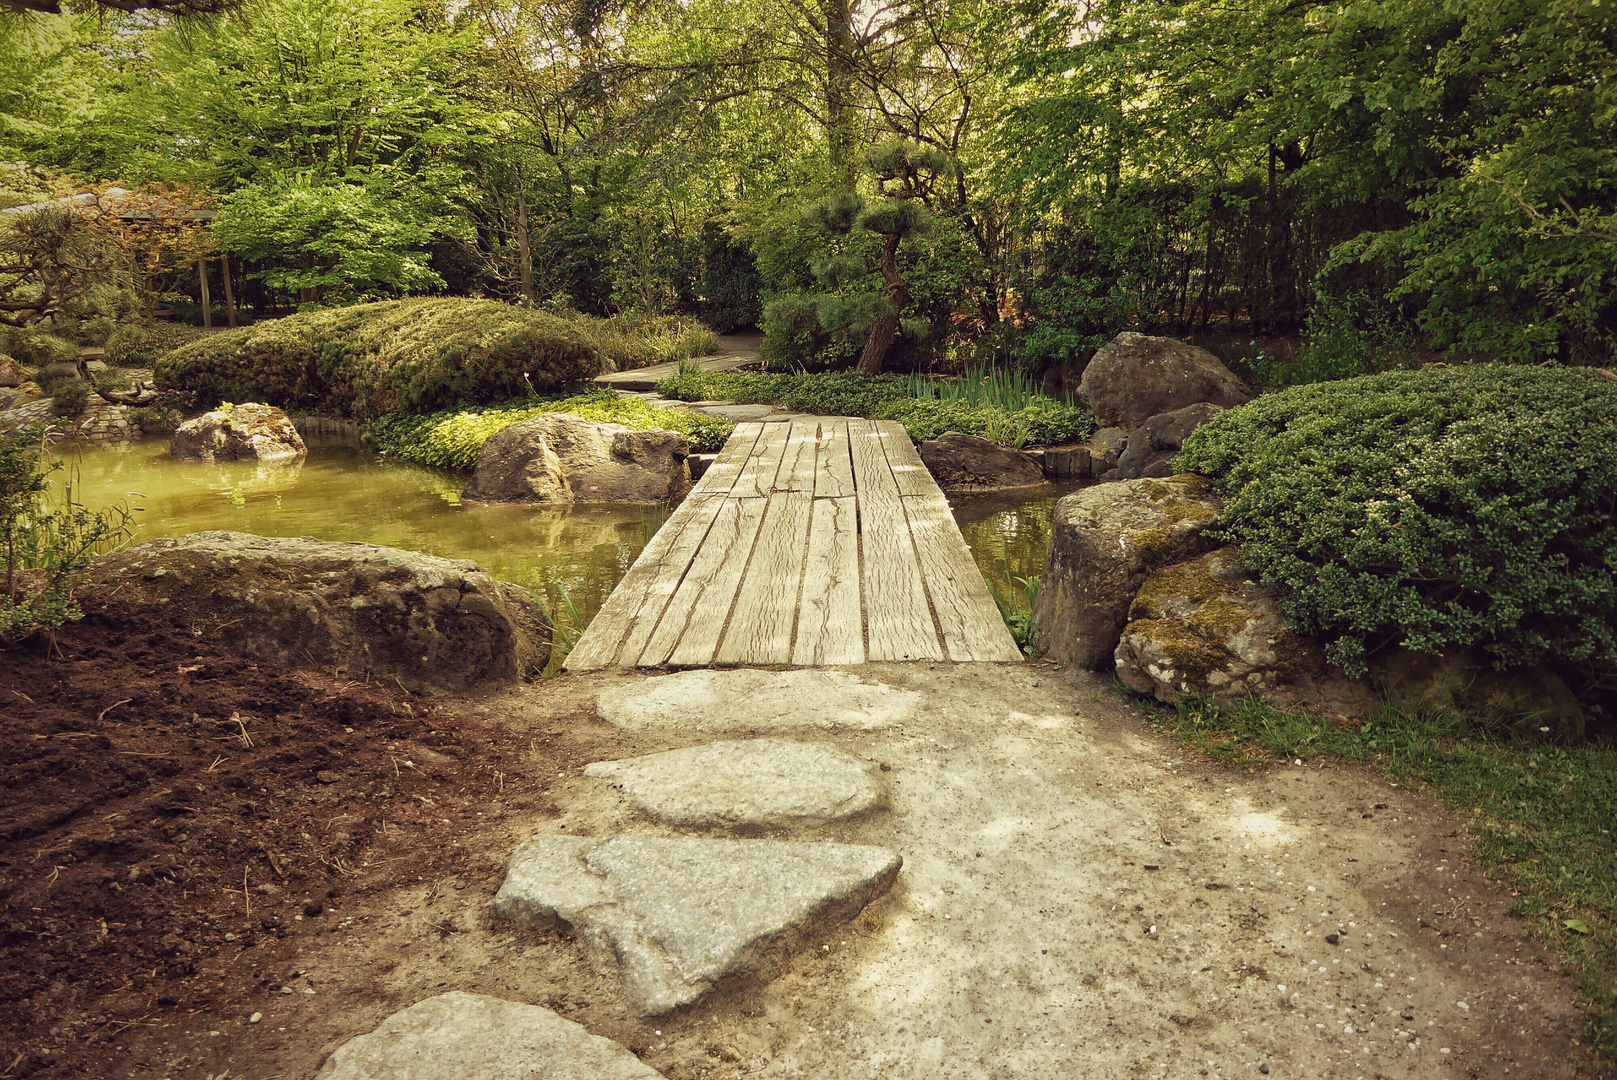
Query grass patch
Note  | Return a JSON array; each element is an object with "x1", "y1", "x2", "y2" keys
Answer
[
  {"x1": 562, "y1": 312, "x2": 719, "y2": 370},
  {"x1": 367, "y1": 388, "x2": 735, "y2": 471},
  {"x1": 656, "y1": 369, "x2": 1093, "y2": 448},
  {"x1": 1153, "y1": 696, "x2": 1617, "y2": 1058}
]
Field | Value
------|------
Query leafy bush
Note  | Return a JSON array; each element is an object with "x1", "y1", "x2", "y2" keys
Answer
[
  {"x1": 1, "y1": 435, "x2": 139, "y2": 645},
  {"x1": 155, "y1": 299, "x2": 603, "y2": 418},
  {"x1": 657, "y1": 370, "x2": 1094, "y2": 448},
  {"x1": 367, "y1": 388, "x2": 735, "y2": 471},
  {"x1": 44, "y1": 375, "x2": 90, "y2": 418},
  {"x1": 1178, "y1": 365, "x2": 1617, "y2": 678},
  {"x1": 105, "y1": 323, "x2": 219, "y2": 367},
  {"x1": 3, "y1": 330, "x2": 78, "y2": 368},
  {"x1": 700, "y1": 219, "x2": 763, "y2": 333}
]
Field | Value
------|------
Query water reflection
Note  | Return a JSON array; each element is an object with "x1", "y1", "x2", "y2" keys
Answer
[{"x1": 58, "y1": 439, "x2": 1073, "y2": 628}]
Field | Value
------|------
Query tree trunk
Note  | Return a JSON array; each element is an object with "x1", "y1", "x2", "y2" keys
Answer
[
  {"x1": 221, "y1": 255, "x2": 238, "y2": 328},
  {"x1": 857, "y1": 232, "x2": 910, "y2": 373},
  {"x1": 822, "y1": 0, "x2": 858, "y2": 190},
  {"x1": 197, "y1": 258, "x2": 212, "y2": 329},
  {"x1": 517, "y1": 180, "x2": 535, "y2": 303}
]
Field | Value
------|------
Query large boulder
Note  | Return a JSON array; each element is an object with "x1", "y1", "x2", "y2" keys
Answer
[
  {"x1": 1028, "y1": 475, "x2": 1221, "y2": 667},
  {"x1": 1113, "y1": 547, "x2": 1315, "y2": 704},
  {"x1": 463, "y1": 413, "x2": 691, "y2": 505},
  {"x1": 1104, "y1": 402, "x2": 1226, "y2": 481},
  {"x1": 171, "y1": 403, "x2": 306, "y2": 462},
  {"x1": 88, "y1": 532, "x2": 550, "y2": 691},
  {"x1": 917, "y1": 432, "x2": 1047, "y2": 492},
  {"x1": 1080, "y1": 333, "x2": 1250, "y2": 429},
  {"x1": 0, "y1": 355, "x2": 28, "y2": 388}
]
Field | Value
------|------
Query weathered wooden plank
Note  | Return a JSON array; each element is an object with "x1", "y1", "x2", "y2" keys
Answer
[
  {"x1": 564, "y1": 493, "x2": 720, "y2": 670},
  {"x1": 903, "y1": 490, "x2": 1024, "y2": 662},
  {"x1": 716, "y1": 490, "x2": 814, "y2": 665},
  {"x1": 731, "y1": 421, "x2": 789, "y2": 498},
  {"x1": 775, "y1": 421, "x2": 820, "y2": 492},
  {"x1": 814, "y1": 419, "x2": 856, "y2": 498},
  {"x1": 793, "y1": 495, "x2": 864, "y2": 666},
  {"x1": 689, "y1": 422, "x2": 763, "y2": 496},
  {"x1": 610, "y1": 494, "x2": 729, "y2": 666},
  {"x1": 848, "y1": 419, "x2": 944, "y2": 661},
  {"x1": 876, "y1": 418, "x2": 934, "y2": 498},
  {"x1": 639, "y1": 495, "x2": 769, "y2": 667}
]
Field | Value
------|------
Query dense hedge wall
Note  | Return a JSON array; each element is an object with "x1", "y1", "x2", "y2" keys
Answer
[
  {"x1": 1179, "y1": 365, "x2": 1617, "y2": 677},
  {"x1": 367, "y1": 390, "x2": 735, "y2": 470},
  {"x1": 154, "y1": 299, "x2": 602, "y2": 417}
]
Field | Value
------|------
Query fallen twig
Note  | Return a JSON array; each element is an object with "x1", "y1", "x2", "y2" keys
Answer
[{"x1": 97, "y1": 698, "x2": 133, "y2": 723}]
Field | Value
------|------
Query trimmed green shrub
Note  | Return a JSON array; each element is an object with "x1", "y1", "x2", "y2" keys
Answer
[
  {"x1": 367, "y1": 389, "x2": 735, "y2": 471},
  {"x1": 3, "y1": 331, "x2": 78, "y2": 368},
  {"x1": 560, "y1": 312, "x2": 719, "y2": 370},
  {"x1": 105, "y1": 323, "x2": 218, "y2": 368},
  {"x1": 155, "y1": 299, "x2": 603, "y2": 418},
  {"x1": 1178, "y1": 364, "x2": 1617, "y2": 678},
  {"x1": 656, "y1": 370, "x2": 1094, "y2": 448}
]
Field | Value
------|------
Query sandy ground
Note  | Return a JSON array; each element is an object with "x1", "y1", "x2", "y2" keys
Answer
[{"x1": 96, "y1": 662, "x2": 1594, "y2": 1080}]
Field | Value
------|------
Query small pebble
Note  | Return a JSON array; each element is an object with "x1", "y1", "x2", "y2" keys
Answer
[
  {"x1": 1325, "y1": 933, "x2": 1339, "y2": 945},
  {"x1": 1259, "y1": 1066, "x2": 1270, "y2": 1075},
  {"x1": 249, "y1": 1012, "x2": 262, "y2": 1024},
  {"x1": 280, "y1": 986, "x2": 294, "y2": 995}
]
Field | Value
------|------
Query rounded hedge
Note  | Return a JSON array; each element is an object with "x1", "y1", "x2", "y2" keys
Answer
[
  {"x1": 1178, "y1": 364, "x2": 1617, "y2": 677},
  {"x1": 154, "y1": 299, "x2": 602, "y2": 418}
]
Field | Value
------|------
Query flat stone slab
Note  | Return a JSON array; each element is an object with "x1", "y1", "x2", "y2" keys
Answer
[
  {"x1": 596, "y1": 669, "x2": 921, "y2": 732},
  {"x1": 315, "y1": 991, "x2": 662, "y2": 1079},
  {"x1": 583, "y1": 739, "x2": 888, "y2": 828},
  {"x1": 694, "y1": 403, "x2": 776, "y2": 421},
  {"x1": 492, "y1": 835, "x2": 902, "y2": 1014}
]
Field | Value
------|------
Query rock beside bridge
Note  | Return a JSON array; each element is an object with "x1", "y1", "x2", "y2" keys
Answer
[
  {"x1": 315, "y1": 992, "x2": 663, "y2": 1080},
  {"x1": 463, "y1": 413, "x2": 691, "y2": 505},
  {"x1": 88, "y1": 532, "x2": 550, "y2": 691},
  {"x1": 493, "y1": 835, "x2": 902, "y2": 1015},
  {"x1": 1079, "y1": 332, "x2": 1249, "y2": 429}
]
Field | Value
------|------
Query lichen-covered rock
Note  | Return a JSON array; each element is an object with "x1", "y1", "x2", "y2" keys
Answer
[
  {"x1": 1088, "y1": 426, "x2": 1128, "y2": 475},
  {"x1": 88, "y1": 532, "x2": 550, "y2": 691},
  {"x1": 1079, "y1": 333, "x2": 1250, "y2": 429},
  {"x1": 1105, "y1": 402, "x2": 1226, "y2": 481},
  {"x1": 171, "y1": 403, "x2": 306, "y2": 462},
  {"x1": 463, "y1": 413, "x2": 691, "y2": 505},
  {"x1": 1113, "y1": 548, "x2": 1309, "y2": 703},
  {"x1": 917, "y1": 432, "x2": 1047, "y2": 492},
  {"x1": 1028, "y1": 475, "x2": 1222, "y2": 667},
  {"x1": 0, "y1": 355, "x2": 28, "y2": 388}
]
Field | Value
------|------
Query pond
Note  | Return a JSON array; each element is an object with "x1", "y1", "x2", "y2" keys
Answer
[{"x1": 58, "y1": 440, "x2": 1075, "y2": 630}]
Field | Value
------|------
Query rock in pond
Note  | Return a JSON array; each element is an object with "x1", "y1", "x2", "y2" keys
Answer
[
  {"x1": 463, "y1": 413, "x2": 691, "y2": 505},
  {"x1": 596, "y1": 669, "x2": 921, "y2": 733},
  {"x1": 493, "y1": 835, "x2": 902, "y2": 1015},
  {"x1": 1029, "y1": 475, "x2": 1221, "y2": 668},
  {"x1": 584, "y1": 739, "x2": 888, "y2": 830},
  {"x1": 0, "y1": 355, "x2": 28, "y2": 388},
  {"x1": 1079, "y1": 332, "x2": 1250, "y2": 429},
  {"x1": 171, "y1": 402, "x2": 306, "y2": 462},
  {"x1": 89, "y1": 532, "x2": 550, "y2": 691},
  {"x1": 1105, "y1": 402, "x2": 1226, "y2": 481},
  {"x1": 315, "y1": 991, "x2": 663, "y2": 1080},
  {"x1": 917, "y1": 432, "x2": 1047, "y2": 492}
]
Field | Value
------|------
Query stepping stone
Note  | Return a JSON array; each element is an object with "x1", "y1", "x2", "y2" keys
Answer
[
  {"x1": 492, "y1": 835, "x2": 902, "y2": 1015},
  {"x1": 583, "y1": 739, "x2": 888, "y2": 829},
  {"x1": 596, "y1": 669, "x2": 920, "y2": 732},
  {"x1": 315, "y1": 991, "x2": 662, "y2": 1079}
]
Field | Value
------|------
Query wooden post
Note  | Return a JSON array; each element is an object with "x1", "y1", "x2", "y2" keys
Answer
[
  {"x1": 221, "y1": 255, "x2": 238, "y2": 328},
  {"x1": 197, "y1": 258, "x2": 213, "y2": 329}
]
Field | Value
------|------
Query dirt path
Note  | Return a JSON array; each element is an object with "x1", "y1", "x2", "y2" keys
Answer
[{"x1": 14, "y1": 656, "x2": 1595, "y2": 1079}]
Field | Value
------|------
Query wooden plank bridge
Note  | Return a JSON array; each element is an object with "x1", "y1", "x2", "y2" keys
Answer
[{"x1": 565, "y1": 418, "x2": 1023, "y2": 670}]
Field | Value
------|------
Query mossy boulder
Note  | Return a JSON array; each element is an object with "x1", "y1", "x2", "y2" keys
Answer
[
  {"x1": 1028, "y1": 475, "x2": 1222, "y2": 667},
  {"x1": 1114, "y1": 548, "x2": 1318, "y2": 704},
  {"x1": 171, "y1": 402, "x2": 306, "y2": 462}
]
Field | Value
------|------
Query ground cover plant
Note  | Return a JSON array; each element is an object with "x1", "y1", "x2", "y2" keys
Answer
[
  {"x1": 1152, "y1": 695, "x2": 1617, "y2": 1058},
  {"x1": 153, "y1": 298, "x2": 602, "y2": 417},
  {"x1": 1178, "y1": 365, "x2": 1617, "y2": 684},
  {"x1": 656, "y1": 369, "x2": 1093, "y2": 448},
  {"x1": 367, "y1": 388, "x2": 734, "y2": 471}
]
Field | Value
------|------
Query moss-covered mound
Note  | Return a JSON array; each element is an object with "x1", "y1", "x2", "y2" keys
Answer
[
  {"x1": 154, "y1": 299, "x2": 603, "y2": 418},
  {"x1": 1179, "y1": 364, "x2": 1617, "y2": 679}
]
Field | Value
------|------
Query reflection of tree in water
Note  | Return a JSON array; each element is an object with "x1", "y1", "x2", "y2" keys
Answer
[{"x1": 953, "y1": 488, "x2": 1073, "y2": 608}]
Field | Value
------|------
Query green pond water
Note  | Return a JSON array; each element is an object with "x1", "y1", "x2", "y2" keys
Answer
[{"x1": 57, "y1": 440, "x2": 1073, "y2": 628}]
